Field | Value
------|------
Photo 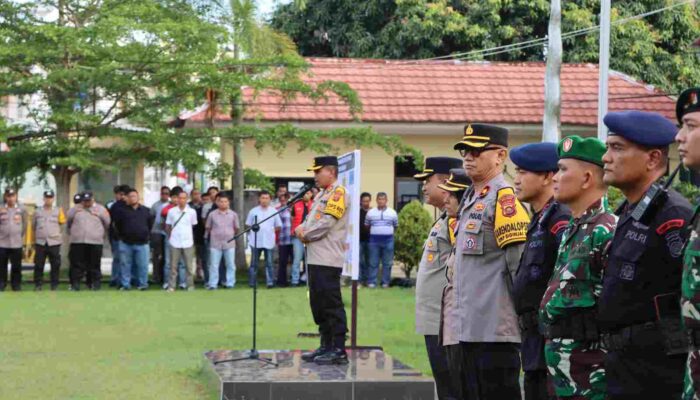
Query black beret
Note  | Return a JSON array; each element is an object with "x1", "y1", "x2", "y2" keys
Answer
[
  {"x1": 510, "y1": 142, "x2": 559, "y2": 172},
  {"x1": 454, "y1": 123, "x2": 508, "y2": 150},
  {"x1": 414, "y1": 157, "x2": 463, "y2": 180},
  {"x1": 82, "y1": 192, "x2": 93, "y2": 201},
  {"x1": 4, "y1": 188, "x2": 16, "y2": 196},
  {"x1": 604, "y1": 111, "x2": 677, "y2": 147},
  {"x1": 307, "y1": 156, "x2": 338, "y2": 171},
  {"x1": 677, "y1": 88, "x2": 700, "y2": 124},
  {"x1": 73, "y1": 193, "x2": 83, "y2": 204},
  {"x1": 43, "y1": 190, "x2": 55, "y2": 198}
]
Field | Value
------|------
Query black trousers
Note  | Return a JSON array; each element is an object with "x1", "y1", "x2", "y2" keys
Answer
[
  {"x1": 605, "y1": 329, "x2": 685, "y2": 399},
  {"x1": 425, "y1": 335, "x2": 458, "y2": 400},
  {"x1": 308, "y1": 264, "x2": 347, "y2": 349},
  {"x1": 524, "y1": 370, "x2": 553, "y2": 400},
  {"x1": 150, "y1": 233, "x2": 164, "y2": 284},
  {"x1": 69, "y1": 243, "x2": 103, "y2": 289},
  {"x1": 446, "y1": 342, "x2": 522, "y2": 400},
  {"x1": 0, "y1": 247, "x2": 23, "y2": 291},
  {"x1": 277, "y1": 244, "x2": 293, "y2": 286},
  {"x1": 34, "y1": 244, "x2": 61, "y2": 288}
]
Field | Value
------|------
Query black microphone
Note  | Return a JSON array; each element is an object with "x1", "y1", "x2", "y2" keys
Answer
[{"x1": 288, "y1": 183, "x2": 315, "y2": 204}]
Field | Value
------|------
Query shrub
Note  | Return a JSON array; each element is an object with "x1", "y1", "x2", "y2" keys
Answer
[{"x1": 394, "y1": 200, "x2": 433, "y2": 279}]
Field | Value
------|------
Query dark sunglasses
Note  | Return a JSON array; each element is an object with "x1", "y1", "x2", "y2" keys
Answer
[{"x1": 458, "y1": 147, "x2": 501, "y2": 158}]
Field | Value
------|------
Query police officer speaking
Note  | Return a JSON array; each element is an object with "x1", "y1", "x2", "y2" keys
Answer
[
  {"x1": 676, "y1": 87, "x2": 700, "y2": 400},
  {"x1": 295, "y1": 156, "x2": 351, "y2": 365},
  {"x1": 414, "y1": 156, "x2": 463, "y2": 400},
  {"x1": 510, "y1": 142, "x2": 570, "y2": 400},
  {"x1": 598, "y1": 111, "x2": 692, "y2": 399}
]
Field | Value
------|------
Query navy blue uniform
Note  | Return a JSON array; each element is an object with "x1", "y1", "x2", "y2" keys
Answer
[
  {"x1": 513, "y1": 198, "x2": 569, "y2": 400},
  {"x1": 598, "y1": 188, "x2": 692, "y2": 399}
]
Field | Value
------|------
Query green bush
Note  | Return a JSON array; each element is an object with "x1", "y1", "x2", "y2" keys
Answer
[{"x1": 394, "y1": 200, "x2": 433, "y2": 279}]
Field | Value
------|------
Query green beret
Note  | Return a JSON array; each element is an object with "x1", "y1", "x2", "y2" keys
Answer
[{"x1": 557, "y1": 135, "x2": 606, "y2": 167}]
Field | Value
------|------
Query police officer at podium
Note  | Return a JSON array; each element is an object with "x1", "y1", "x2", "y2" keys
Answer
[{"x1": 295, "y1": 156, "x2": 351, "y2": 365}]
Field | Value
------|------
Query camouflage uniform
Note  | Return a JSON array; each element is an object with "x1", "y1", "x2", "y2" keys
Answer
[
  {"x1": 682, "y1": 205, "x2": 700, "y2": 400},
  {"x1": 539, "y1": 199, "x2": 617, "y2": 399}
]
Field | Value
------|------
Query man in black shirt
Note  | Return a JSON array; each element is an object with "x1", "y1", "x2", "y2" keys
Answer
[
  {"x1": 359, "y1": 192, "x2": 371, "y2": 286},
  {"x1": 107, "y1": 184, "x2": 129, "y2": 287},
  {"x1": 189, "y1": 189, "x2": 207, "y2": 284},
  {"x1": 113, "y1": 188, "x2": 154, "y2": 290}
]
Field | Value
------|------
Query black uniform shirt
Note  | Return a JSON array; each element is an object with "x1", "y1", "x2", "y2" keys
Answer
[
  {"x1": 513, "y1": 198, "x2": 570, "y2": 315},
  {"x1": 598, "y1": 188, "x2": 693, "y2": 332}
]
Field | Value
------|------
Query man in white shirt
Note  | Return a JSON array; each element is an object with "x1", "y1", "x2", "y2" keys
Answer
[
  {"x1": 246, "y1": 190, "x2": 282, "y2": 288},
  {"x1": 165, "y1": 191, "x2": 198, "y2": 291},
  {"x1": 364, "y1": 192, "x2": 398, "y2": 288}
]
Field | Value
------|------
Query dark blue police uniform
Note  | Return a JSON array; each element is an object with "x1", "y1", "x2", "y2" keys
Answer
[
  {"x1": 510, "y1": 142, "x2": 570, "y2": 400},
  {"x1": 598, "y1": 111, "x2": 693, "y2": 399}
]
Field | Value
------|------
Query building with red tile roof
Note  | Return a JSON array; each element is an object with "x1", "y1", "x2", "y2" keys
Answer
[{"x1": 178, "y1": 58, "x2": 677, "y2": 209}]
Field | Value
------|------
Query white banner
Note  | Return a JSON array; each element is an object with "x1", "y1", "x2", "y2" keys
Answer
[{"x1": 338, "y1": 150, "x2": 361, "y2": 279}]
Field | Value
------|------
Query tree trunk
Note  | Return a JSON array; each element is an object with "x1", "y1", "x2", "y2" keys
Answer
[
  {"x1": 52, "y1": 166, "x2": 76, "y2": 270},
  {"x1": 542, "y1": 0, "x2": 562, "y2": 143},
  {"x1": 233, "y1": 139, "x2": 246, "y2": 269}
]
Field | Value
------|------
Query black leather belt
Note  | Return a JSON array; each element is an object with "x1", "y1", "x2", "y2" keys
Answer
[
  {"x1": 599, "y1": 321, "x2": 658, "y2": 351},
  {"x1": 541, "y1": 311, "x2": 598, "y2": 341}
]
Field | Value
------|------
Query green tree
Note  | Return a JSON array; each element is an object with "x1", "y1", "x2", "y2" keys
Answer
[
  {"x1": 0, "y1": 0, "x2": 225, "y2": 208},
  {"x1": 394, "y1": 200, "x2": 432, "y2": 280},
  {"x1": 198, "y1": 0, "x2": 422, "y2": 268},
  {"x1": 272, "y1": 0, "x2": 700, "y2": 93}
]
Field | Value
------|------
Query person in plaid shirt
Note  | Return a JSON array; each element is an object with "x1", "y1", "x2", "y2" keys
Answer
[{"x1": 276, "y1": 193, "x2": 293, "y2": 286}]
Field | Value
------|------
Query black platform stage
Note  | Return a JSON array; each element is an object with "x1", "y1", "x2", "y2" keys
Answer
[{"x1": 203, "y1": 349, "x2": 435, "y2": 400}]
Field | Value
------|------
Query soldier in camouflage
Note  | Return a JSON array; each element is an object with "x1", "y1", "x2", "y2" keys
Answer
[
  {"x1": 676, "y1": 88, "x2": 700, "y2": 400},
  {"x1": 539, "y1": 136, "x2": 617, "y2": 400}
]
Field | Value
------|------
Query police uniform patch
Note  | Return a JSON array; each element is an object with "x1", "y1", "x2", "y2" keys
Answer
[
  {"x1": 315, "y1": 213, "x2": 321, "y2": 220},
  {"x1": 448, "y1": 217, "x2": 457, "y2": 245},
  {"x1": 475, "y1": 203, "x2": 485, "y2": 211},
  {"x1": 427, "y1": 253, "x2": 434, "y2": 262},
  {"x1": 494, "y1": 187, "x2": 530, "y2": 248},
  {"x1": 428, "y1": 240, "x2": 433, "y2": 248},
  {"x1": 499, "y1": 193, "x2": 517, "y2": 217},
  {"x1": 550, "y1": 220, "x2": 568, "y2": 235},
  {"x1": 665, "y1": 230, "x2": 684, "y2": 258},
  {"x1": 465, "y1": 236, "x2": 477, "y2": 249},
  {"x1": 656, "y1": 219, "x2": 685, "y2": 235},
  {"x1": 466, "y1": 222, "x2": 477, "y2": 230},
  {"x1": 620, "y1": 262, "x2": 636, "y2": 281},
  {"x1": 323, "y1": 187, "x2": 346, "y2": 219}
]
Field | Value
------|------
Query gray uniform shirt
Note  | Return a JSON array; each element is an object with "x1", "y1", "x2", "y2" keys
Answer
[
  {"x1": 301, "y1": 181, "x2": 350, "y2": 268},
  {"x1": 206, "y1": 209, "x2": 239, "y2": 251},
  {"x1": 452, "y1": 173, "x2": 525, "y2": 343},
  {"x1": 0, "y1": 205, "x2": 26, "y2": 249},
  {"x1": 441, "y1": 249, "x2": 459, "y2": 346},
  {"x1": 67, "y1": 203, "x2": 110, "y2": 245},
  {"x1": 416, "y1": 213, "x2": 453, "y2": 335},
  {"x1": 33, "y1": 207, "x2": 64, "y2": 246}
]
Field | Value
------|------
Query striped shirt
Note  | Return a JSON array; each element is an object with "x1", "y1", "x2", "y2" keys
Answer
[{"x1": 365, "y1": 207, "x2": 398, "y2": 239}]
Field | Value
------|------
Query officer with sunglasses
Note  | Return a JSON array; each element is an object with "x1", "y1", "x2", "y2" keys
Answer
[{"x1": 447, "y1": 124, "x2": 530, "y2": 399}]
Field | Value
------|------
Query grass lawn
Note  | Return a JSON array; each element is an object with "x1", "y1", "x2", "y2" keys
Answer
[{"x1": 0, "y1": 285, "x2": 426, "y2": 399}]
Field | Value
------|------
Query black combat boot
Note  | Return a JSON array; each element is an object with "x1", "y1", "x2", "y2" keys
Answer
[
  {"x1": 301, "y1": 336, "x2": 330, "y2": 362},
  {"x1": 313, "y1": 348, "x2": 348, "y2": 365}
]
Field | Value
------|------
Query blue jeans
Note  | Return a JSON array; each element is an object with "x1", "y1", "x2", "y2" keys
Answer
[
  {"x1": 163, "y1": 239, "x2": 186, "y2": 288},
  {"x1": 249, "y1": 247, "x2": 273, "y2": 287},
  {"x1": 359, "y1": 241, "x2": 370, "y2": 284},
  {"x1": 120, "y1": 243, "x2": 150, "y2": 289},
  {"x1": 208, "y1": 247, "x2": 235, "y2": 288},
  {"x1": 368, "y1": 237, "x2": 394, "y2": 286},
  {"x1": 291, "y1": 237, "x2": 305, "y2": 285},
  {"x1": 110, "y1": 239, "x2": 121, "y2": 284}
]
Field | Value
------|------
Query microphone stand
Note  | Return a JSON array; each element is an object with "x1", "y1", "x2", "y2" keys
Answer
[{"x1": 214, "y1": 197, "x2": 303, "y2": 367}]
